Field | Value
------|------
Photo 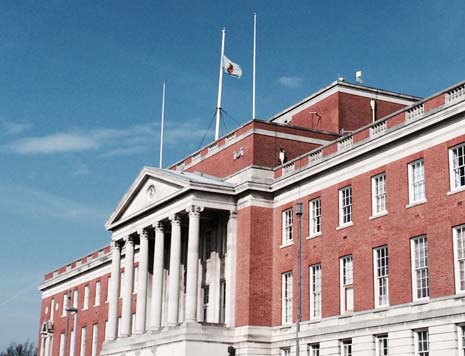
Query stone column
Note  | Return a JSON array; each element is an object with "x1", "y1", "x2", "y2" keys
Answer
[
  {"x1": 167, "y1": 214, "x2": 181, "y2": 326},
  {"x1": 150, "y1": 223, "x2": 164, "y2": 330},
  {"x1": 135, "y1": 229, "x2": 149, "y2": 334},
  {"x1": 43, "y1": 337, "x2": 49, "y2": 356},
  {"x1": 184, "y1": 205, "x2": 202, "y2": 323},
  {"x1": 225, "y1": 210, "x2": 237, "y2": 327},
  {"x1": 107, "y1": 240, "x2": 122, "y2": 341},
  {"x1": 120, "y1": 236, "x2": 135, "y2": 337}
]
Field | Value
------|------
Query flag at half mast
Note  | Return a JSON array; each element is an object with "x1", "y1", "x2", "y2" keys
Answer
[{"x1": 222, "y1": 54, "x2": 242, "y2": 78}]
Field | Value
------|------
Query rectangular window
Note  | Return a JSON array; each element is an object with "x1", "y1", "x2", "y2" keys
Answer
[
  {"x1": 310, "y1": 264, "x2": 322, "y2": 319},
  {"x1": 340, "y1": 256, "x2": 354, "y2": 313},
  {"x1": 450, "y1": 143, "x2": 465, "y2": 191},
  {"x1": 454, "y1": 225, "x2": 465, "y2": 293},
  {"x1": 339, "y1": 186, "x2": 352, "y2": 226},
  {"x1": 282, "y1": 209, "x2": 293, "y2": 244},
  {"x1": 219, "y1": 279, "x2": 226, "y2": 324},
  {"x1": 62, "y1": 294, "x2": 68, "y2": 316},
  {"x1": 408, "y1": 159, "x2": 426, "y2": 203},
  {"x1": 375, "y1": 334, "x2": 388, "y2": 356},
  {"x1": 280, "y1": 348, "x2": 290, "y2": 356},
  {"x1": 202, "y1": 284, "x2": 209, "y2": 322},
  {"x1": 411, "y1": 236, "x2": 429, "y2": 300},
  {"x1": 59, "y1": 333, "x2": 65, "y2": 356},
  {"x1": 308, "y1": 343, "x2": 320, "y2": 356},
  {"x1": 95, "y1": 281, "x2": 101, "y2": 306},
  {"x1": 80, "y1": 327, "x2": 86, "y2": 356},
  {"x1": 70, "y1": 330, "x2": 75, "y2": 356},
  {"x1": 133, "y1": 266, "x2": 138, "y2": 294},
  {"x1": 309, "y1": 198, "x2": 322, "y2": 236},
  {"x1": 83, "y1": 286, "x2": 89, "y2": 310},
  {"x1": 91, "y1": 324, "x2": 98, "y2": 356},
  {"x1": 415, "y1": 330, "x2": 429, "y2": 356},
  {"x1": 119, "y1": 272, "x2": 124, "y2": 298},
  {"x1": 73, "y1": 289, "x2": 78, "y2": 309},
  {"x1": 460, "y1": 325, "x2": 465, "y2": 356},
  {"x1": 374, "y1": 246, "x2": 389, "y2": 307},
  {"x1": 372, "y1": 173, "x2": 387, "y2": 215},
  {"x1": 106, "y1": 277, "x2": 111, "y2": 303},
  {"x1": 341, "y1": 339, "x2": 352, "y2": 356},
  {"x1": 282, "y1": 271, "x2": 293, "y2": 324}
]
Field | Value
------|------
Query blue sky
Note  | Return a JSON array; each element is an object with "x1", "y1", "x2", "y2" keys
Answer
[{"x1": 0, "y1": 0, "x2": 464, "y2": 348}]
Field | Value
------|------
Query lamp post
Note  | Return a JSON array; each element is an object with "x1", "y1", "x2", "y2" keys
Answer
[
  {"x1": 295, "y1": 202, "x2": 303, "y2": 356},
  {"x1": 66, "y1": 307, "x2": 78, "y2": 356}
]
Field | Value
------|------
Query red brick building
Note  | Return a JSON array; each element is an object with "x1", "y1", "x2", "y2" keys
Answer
[{"x1": 38, "y1": 79, "x2": 465, "y2": 356}]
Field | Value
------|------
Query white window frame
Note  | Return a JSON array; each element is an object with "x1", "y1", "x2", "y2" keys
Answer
[
  {"x1": 408, "y1": 159, "x2": 426, "y2": 204},
  {"x1": 373, "y1": 246, "x2": 389, "y2": 308},
  {"x1": 94, "y1": 281, "x2": 101, "y2": 307},
  {"x1": 91, "y1": 324, "x2": 98, "y2": 356},
  {"x1": 340, "y1": 256, "x2": 354, "y2": 314},
  {"x1": 375, "y1": 334, "x2": 388, "y2": 356},
  {"x1": 282, "y1": 271, "x2": 293, "y2": 325},
  {"x1": 106, "y1": 277, "x2": 111, "y2": 303},
  {"x1": 73, "y1": 289, "x2": 78, "y2": 309},
  {"x1": 449, "y1": 142, "x2": 465, "y2": 192},
  {"x1": 83, "y1": 286, "x2": 89, "y2": 310},
  {"x1": 80, "y1": 327, "x2": 86, "y2": 356},
  {"x1": 458, "y1": 325, "x2": 465, "y2": 356},
  {"x1": 453, "y1": 225, "x2": 465, "y2": 294},
  {"x1": 308, "y1": 343, "x2": 320, "y2": 356},
  {"x1": 309, "y1": 264, "x2": 322, "y2": 319},
  {"x1": 282, "y1": 209, "x2": 293, "y2": 245},
  {"x1": 133, "y1": 266, "x2": 138, "y2": 294},
  {"x1": 340, "y1": 339, "x2": 352, "y2": 356},
  {"x1": 371, "y1": 173, "x2": 387, "y2": 216},
  {"x1": 280, "y1": 347, "x2": 290, "y2": 356},
  {"x1": 59, "y1": 333, "x2": 65, "y2": 356},
  {"x1": 119, "y1": 272, "x2": 124, "y2": 298},
  {"x1": 62, "y1": 294, "x2": 68, "y2": 317},
  {"x1": 309, "y1": 198, "x2": 322, "y2": 237},
  {"x1": 339, "y1": 186, "x2": 352, "y2": 227},
  {"x1": 414, "y1": 329, "x2": 429, "y2": 356},
  {"x1": 411, "y1": 236, "x2": 429, "y2": 301}
]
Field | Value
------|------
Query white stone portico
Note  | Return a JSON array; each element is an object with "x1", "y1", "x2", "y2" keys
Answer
[{"x1": 102, "y1": 167, "x2": 238, "y2": 356}]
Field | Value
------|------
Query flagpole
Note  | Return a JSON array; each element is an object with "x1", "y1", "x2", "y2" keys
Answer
[
  {"x1": 215, "y1": 27, "x2": 226, "y2": 141},
  {"x1": 159, "y1": 81, "x2": 166, "y2": 168},
  {"x1": 252, "y1": 13, "x2": 257, "y2": 120}
]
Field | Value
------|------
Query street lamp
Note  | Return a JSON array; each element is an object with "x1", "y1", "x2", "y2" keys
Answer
[
  {"x1": 295, "y1": 202, "x2": 303, "y2": 356},
  {"x1": 66, "y1": 304, "x2": 79, "y2": 356}
]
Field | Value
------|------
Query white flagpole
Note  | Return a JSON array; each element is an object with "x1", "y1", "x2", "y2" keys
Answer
[
  {"x1": 159, "y1": 81, "x2": 166, "y2": 168},
  {"x1": 215, "y1": 27, "x2": 226, "y2": 141},
  {"x1": 252, "y1": 13, "x2": 257, "y2": 120}
]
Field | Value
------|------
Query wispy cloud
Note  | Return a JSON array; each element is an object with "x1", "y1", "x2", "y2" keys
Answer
[
  {"x1": 278, "y1": 76, "x2": 304, "y2": 89},
  {"x1": 71, "y1": 161, "x2": 90, "y2": 176},
  {"x1": 2, "y1": 121, "x2": 207, "y2": 157},
  {"x1": 0, "y1": 119, "x2": 31, "y2": 135},
  {"x1": 0, "y1": 182, "x2": 108, "y2": 223}
]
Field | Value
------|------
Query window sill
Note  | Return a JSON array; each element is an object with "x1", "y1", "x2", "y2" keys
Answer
[
  {"x1": 448, "y1": 186, "x2": 465, "y2": 196},
  {"x1": 411, "y1": 297, "x2": 429, "y2": 305},
  {"x1": 336, "y1": 222, "x2": 353, "y2": 231},
  {"x1": 82, "y1": 307, "x2": 88, "y2": 311},
  {"x1": 280, "y1": 241, "x2": 294, "y2": 249},
  {"x1": 406, "y1": 199, "x2": 427, "y2": 208},
  {"x1": 369, "y1": 211, "x2": 388, "y2": 220},
  {"x1": 307, "y1": 232, "x2": 322, "y2": 240},
  {"x1": 93, "y1": 304, "x2": 100, "y2": 308},
  {"x1": 373, "y1": 304, "x2": 390, "y2": 311}
]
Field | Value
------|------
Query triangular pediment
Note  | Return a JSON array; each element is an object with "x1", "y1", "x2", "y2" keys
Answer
[{"x1": 105, "y1": 167, "x2": 188, "y2": 229}]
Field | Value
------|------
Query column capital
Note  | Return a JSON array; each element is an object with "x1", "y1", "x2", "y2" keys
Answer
[
  {"x1": 111, "y1": 240, "x2": 123, "y2": 250},
  {"x1": 229, "y1": 209, "x2": 238, "y2": 219},
  {"x1": 124, "y1": 235, "x2": 136, "y2": 245},
  {"x1": 169, "y1": 214, "x2": 181, "y2": 225},
  {"x1": 186, "y1": 205, "x2": 204, "y2": 216},
  {"x1": 138, "y1": 228, "x2": 149, "y2": 240},
  {"x1": 153, "y1": 222, "x2": 164, "y2": 233}
]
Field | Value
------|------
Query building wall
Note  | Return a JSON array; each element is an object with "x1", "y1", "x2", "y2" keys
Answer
[{"x1": 272, "y1": 132, "x2": 465, "y2": 326}]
